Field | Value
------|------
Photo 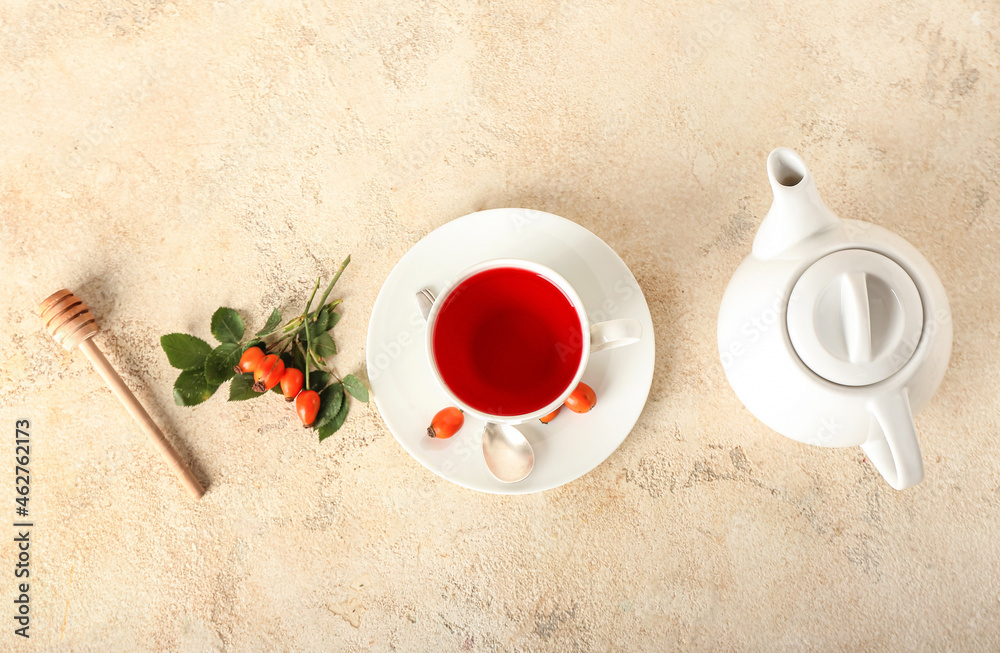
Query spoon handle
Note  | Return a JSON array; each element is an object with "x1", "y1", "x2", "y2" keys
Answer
[{"x1": 416, "y1": 288, "x2": 436, "y2": 320}]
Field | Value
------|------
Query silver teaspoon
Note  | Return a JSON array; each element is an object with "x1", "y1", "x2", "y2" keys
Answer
[{"x1": 481, "y1": 421, "x2": 534, "y2": 483}]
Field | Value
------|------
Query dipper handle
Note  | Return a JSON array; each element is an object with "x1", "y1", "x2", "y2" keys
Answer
[
  {"x1": 38, "y1": 289, "x2": 205, "y2": 499},
  {"x1": 78, "y1": 340, "x2": 205, "y2": 498}
]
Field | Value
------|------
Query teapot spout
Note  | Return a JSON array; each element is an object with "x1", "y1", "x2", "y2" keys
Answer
[{"x1": 752, "y1": 148, "x2": 840, "y2": 260}]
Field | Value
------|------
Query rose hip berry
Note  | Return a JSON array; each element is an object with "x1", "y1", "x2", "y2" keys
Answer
[
  {"x1": 280, "y1": 368, "x2": 304, "y2": 402},
  {"x1": 236, "y1": 346, "x2": 265, "y2": 374},
  {"x1": 427, "y1": 407, "x2": 464, "y2": 439},
  {"x1": 564, "y1": 382, "x2": 597, "y2": 414},
  {"x1": 540, "y1": 405, "x2": 561, "y2": 424},
  {"x1": 252, "y1": 354, "x2": 285, "y2": 392},
  {"x1": 296, "y1": 390, "x2": 321, "y2": 426}
]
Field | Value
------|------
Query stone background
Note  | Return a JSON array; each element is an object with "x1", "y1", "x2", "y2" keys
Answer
[{"x1": 1, "y1": 0, "x2": 998, "y2": 650}]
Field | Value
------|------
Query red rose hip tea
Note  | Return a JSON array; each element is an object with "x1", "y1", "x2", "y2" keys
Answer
[{"x1": 431, "y1": 267, "x2": 584, "y2": 416}]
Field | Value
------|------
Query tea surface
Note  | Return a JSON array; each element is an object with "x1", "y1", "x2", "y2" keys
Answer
[{"x1": 432, "y1": 267, "x2": 584, "y2": 416}]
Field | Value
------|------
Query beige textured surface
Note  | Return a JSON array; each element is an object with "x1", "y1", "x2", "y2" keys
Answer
[{"x1": 1, "y1": 0, "x2": 999, "y2": 650}]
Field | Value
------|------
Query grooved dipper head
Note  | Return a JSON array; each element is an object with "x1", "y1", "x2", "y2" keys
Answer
[{"x1": 37, "y1": 289, "x2": 100, "y2": 351}]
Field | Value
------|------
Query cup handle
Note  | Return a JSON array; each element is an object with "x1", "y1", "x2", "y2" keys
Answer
[
  {"x1": 861, "y1": 391, "x2": 924, "y2": 490},
  {"x1": 590, "y1": 319, "x2": 642, "y2": 353}
]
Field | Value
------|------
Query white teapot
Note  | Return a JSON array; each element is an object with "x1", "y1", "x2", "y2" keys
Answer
[{"x1": 717, "y1": 148, "x2": 952, "y2": 490}]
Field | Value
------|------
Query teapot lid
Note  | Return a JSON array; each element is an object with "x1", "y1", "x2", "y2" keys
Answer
[{"x1": 787, "y1": 249, "x2": 924, "y2": 386}]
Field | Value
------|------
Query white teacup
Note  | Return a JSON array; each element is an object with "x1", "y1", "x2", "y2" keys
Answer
[{"x1": 422, "y1": 258, "x2": 641, "y2": 424}]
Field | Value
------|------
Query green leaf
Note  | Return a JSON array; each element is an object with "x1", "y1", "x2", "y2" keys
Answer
[
  {"x1": 305, "y1": 318, "x2": 328, "y2": 341},
  {"x1": 211, "y1": 307, "x2": 245, "y2": 343},
  {"x1": 173, "y1": 369, "x2": 219, "y2": 406},
  {"x1": 342, "y1": 374, "x2": 369, "y2": 403},
  {"x1": 302, "y1": 322, "x2": 326, "y2": 345},
  {"x1": 307, "y1": 370, "x2": 330, "y2": 392},
  {"x1": 161, "y1": 333, "x2": 213, "y2": 370},
  {"x1": 204, "y1": 342, "x2": 241, "y2": 385},
  {"x1": 314, "y1": 382, "x2": 344, "y2": 429},
  {"x1": 318, "y1": 396, "x2": 349, "y2": 442},
  {"x1": 311, "y1": 332, "x2": 337, "y2": 361},
  {"x1": 314, "y1": 303, "x2": 342, "y2": 331},
  {"x1": 312, "y1": 305, "x2": 330, "y2": 332},
  {"x1": 255, "y1": 309, "x2": 282, "y2": 337},
  {"x1": 228, "y1": 373, "x2": 265, "y2": 401}
]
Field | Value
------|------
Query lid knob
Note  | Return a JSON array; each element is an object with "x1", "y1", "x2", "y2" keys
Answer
[{"x1": 787, "y1": 249, "x2": 924, "y2": 386}]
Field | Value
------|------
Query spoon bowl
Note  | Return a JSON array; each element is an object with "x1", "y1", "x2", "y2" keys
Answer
[{"x1": 482, "y1": 422, "x2": 534, "y2": 483}]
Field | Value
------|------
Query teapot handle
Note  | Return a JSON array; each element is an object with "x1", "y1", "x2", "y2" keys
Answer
[{"x1": 862, "y1": 391, "x2": 924, "y2": 490}]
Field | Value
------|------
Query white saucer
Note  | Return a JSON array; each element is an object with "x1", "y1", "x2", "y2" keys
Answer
[{"x1": 366, "y1": 209, "x2": 655, "y2": 494}]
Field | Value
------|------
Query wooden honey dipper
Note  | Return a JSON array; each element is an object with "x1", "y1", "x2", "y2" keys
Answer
[{"x1": 38, "y1": 289, "x2": 206, "y2": 499}]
